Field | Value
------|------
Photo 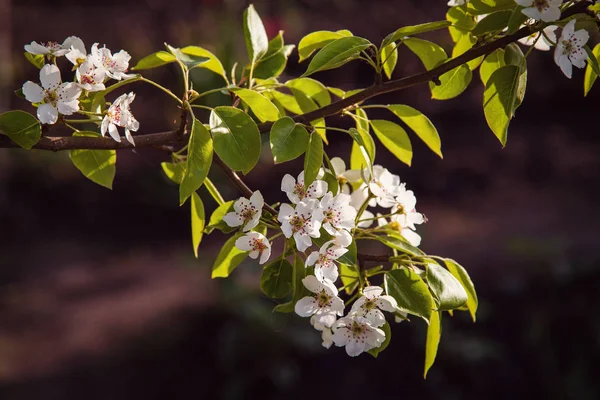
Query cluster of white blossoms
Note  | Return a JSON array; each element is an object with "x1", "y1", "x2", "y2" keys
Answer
[
  {"x1": 21, "y1": 36, "x2": 140, "y2": 144},
  {"x1": 225, "y1": 158, "x2": 425, "y2": 356},
  {"x1": 447, "y1": 1, "x2": 591, "y2": 79}
]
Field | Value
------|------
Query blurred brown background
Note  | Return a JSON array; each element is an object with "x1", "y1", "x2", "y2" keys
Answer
[{"x1": 1, "y1": 0, "x2": 599, "y2": 399}]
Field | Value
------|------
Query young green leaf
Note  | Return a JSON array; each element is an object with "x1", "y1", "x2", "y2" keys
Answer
[
  {"x1": 302, "y1": 36, "x2": 372, "y2": 77},
  {"x1": 69, "y1": 131, "x2": 117, "y2": 189},
  {"x1": 584, "y1": 43, "x2": 600, "y2": 96},
  {"x1": 24, "y1": 52, "x2": 45, "y2": 69},
  {"x1": 304, "y1": 133, "x2": 324, "y2": 189},
  {"x1": 480, "y1": 49, "x2": 506, "y2": 85},
  {"x1": 270, "y1": 116, "x2": 309, "y2": 164},
  {"x1": 286, "y1": 78, "x2": 332, "y2": 107},
  {"x1": 380, "y1": 42, "x2": 399, "y2": 80},
  {"x1": 212, "y1": 232, "x2": 248, "y2": 278},
  {"x1": 165, "y1": 44, "x2": 209, "y2": 69},
  {"x1": 404, "y1": 37, "x2": 447, "y2": 70},
  {"x1": 206, "y1": 200, "x2": 236, "y2": 234},
  {"x1": 243, "y1": 4, "x2": 269, "y2": 63},
  {"x1": 253, "y1": 34, "x2": 295, "y2": 80},
  {"x1": 260, "y1": 257, "x2": 293, "y2": 299},
  {"x1": 349, "y1": 109, "x2": 375, "y2": 171},
  {"x1": 431, "y1": 64, "x2": 472, "y2": 100},
  {"x1": 210, "y1": 106, "x2": 261, "y2": 174},
  {"x1": 385, "y1": 268, "x2": 435, "y2": 323},
  {"x1": 161, "y1": 161, "x2": 185, "y2": 184},
  {"x1": 382, "y1": 21, "x2": 452, "y2": 47},
  {"x1": 376, "y1": 234, "x2": 424, "y2": 256},
  {"x1": 370, "y1": 119, "x2": 412, "y2": 166},
  {"x1": 339, "y1": 263, "x2": 360, "y2": 295},
  {"x1": 323, "y1": 172, "x2": 339, "y2": 196},
  {"x1": 230, "y1": 88, "x2": 280, "y2": 122},
  {"x1": 483, "y1": 65, "x2": 521, "y2": 146},
  {"x1": 0, "y1": 110, "x2": 41, "y2": 149},
  {"x1": 387, "y1": 105, "x2": 442, "y2": 158},
  {"x1": 297, "y1": 29, "x2": 353, "y2": 62},
  {"x1": 132, "y1": 51, "x2": 176, "y2": 70},
  {"x1": 426, "y1": 262, "x2": 468, "y2": 311},
  {"x1": 204, "y1": 177, "x2": 225, "y2": 206},
  {"x1": 471, "y1": 10, "x2": 512, "y2": 36},
  {"x1": 292, "y1": 253, "x2": 307, "y2": 302},
  {"x1": 181, "y1": 46, "x2": 228, "y2": 80},
  {"x1": 424, "y1": 311, "x2": 442, "y2": 378},
  {"x1": 506, "y1": 6, "x2": 527, "y2": 35},
  {"x1": 367, "y1": 321, "x2": 391, "y2": 358},
  {"x1": 444, "y1": 258, "x2": 478, "y2": 321},
  {"x1": 452, "y1": 34, "x2": 483, "y2": 70},
  {"x1": 191, "y1": 192, "x2": 205, "y2": 258},
  {"x1": 180, "y1": 118, "x2": 213, "y2": 205},
  {"x1": 467, "y1": 0, "x2": 516, "y2": 15},
  {"x1": 446, "y1": 6, "x2": 476, "y2": 42}
]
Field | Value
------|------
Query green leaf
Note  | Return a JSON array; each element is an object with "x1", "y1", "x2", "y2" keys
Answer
[
  {"x1": 191, "y1": 192, "x2": 205, "y2": 258},
  {"x1": 132, "y1": 51, "x2": 176, "y2": 70},
  {"x1": 179, "y1": 119, "x2": 213, "y2": 205},
  {"x1": 181, "y1": 46, "x2": 227, "y2": 79},
  {"x1": 447, "y1": 7, "x2": 476, "y2": 42},
  {"x1": 503, "y1": 43, "x2": 527, "y2": 110},
  {"x1": 206, "y1": 200, "x2": 236, "y2": 234},
  {"x1": 204, "y1": 177, "x2": 225, "y2": 206},
  {"x1": 260, "y1": 257, "x2": 293, "y2": 299},
  {"x1": 302, "y1": 36, "x2": 372, "y2": 77},
  {"x1": 161, "y1": 161, "x2": 185, "y2": 184},
  {"x1": 430, "y1": 64, "x2": 472, "y2": 100},
  {"x1": 467, "y1": 0, "x2": 516, "y2": 15},
  {"x1": 0, "y1": 110, "x2": 41, "y2": 149},
  {"x1": 349, "y1": 109, "x2": 375, "y2": 171},
  {"x1": 210, "y1": 106, "x2": 261, "y2": 174},
  {"x1": 387, "y1": 105, "x2": 442, "y2": 158},
  {"x1": 231, "y1": 88, "x2": 280, "y2": 122},
  {"x1": 269, "y1": 90, "x2": 303, "y2": 115},
  {"x1": 212, "y1": 232, "x2": 248, "y2": 278},
  {"x1": 404, "y1": 38, "x2": 447, "y2": 70},
  {"x1": 370, "y1": 120, "x2": 412, "y2": 166},
  {"x1": 385, "y1": 268, "x2": 435, "y2": 323},
  {"x1": 292, "y1": 253, "x2": 307, "y2": 302},
  {"x1": 243, "y1": 4, "x2": 269, "y2": 63},
  {"x1": 483, "y1": 65, "x2": 521, "y2": 146},
  {"x1": 444, "y1": 258, "x2": 478, "y2": 321},
  {"x1": 69, "y1": 131, "x2": 116, "y2": 189},
  {"x1": 426, "y1": 262, "x2": 468, "y2": 311},
  {"x1": 471, "y1": 10, "x2": 512, "y2": 36},
  {"x1": 376, "y1": 234, "x2": 424, "y2": 256},
  {"x1": 452, "y1": 34, "x2": 482, "y2": 70},
  {"x1": 339, "y1": 263, "x2": 360, "y2": 295},
  {"x1": 254, "y1": 36, "x2": 295, "y2": 80},
  {"x1": 480, "y1": 49, "x2": 506, "y2": 85},
  {"x1": 24, "y1": 52, "x2": 45, "y2": 69},
  {"x1": 165, "y1": 44, "x2": 209, "y2": 69},
  {"x1": 506, "y1": 6, "x2": 528, "y2": 35},
  {"x1": 273, "y1": 302, "x2": 295, "y2": 313},
  {"x1": 286, "y1": 78, "x2": 332, "y2": 107},
  {"x1": 269, "y1": 116, "x2": 310, "y2": 164},
  {"x1": 382, "y1": 21, "x2": 453, "y2": 47},
  {"x1": 424, "y1": 311, "x2": 442, "y2": 378},
  {"x1": 303, "y1": 133, "x2": 324, "y2": 189},
  {"x1": 323, "y1": 172, "x2": 339, "y2": 196},
  {"x1": 380, "y1": 43, "x2": 398, "y2": 80},
  {"x1": 298, "y1": 30, "x2": 353, "y2": 62},
  {"x1": 288, "y1": 87, "x2": 327, "y2": 142},
  {"x1": 368, "y1": 321, "x2": 391, "y2": 358},
  {"x1": 584, "y1": 43, "x2": 600, "y2": 96}
]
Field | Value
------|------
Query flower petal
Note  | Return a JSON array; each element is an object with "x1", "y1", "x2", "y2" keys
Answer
[
  {"x1": 40, "y1": 64, "x2": 61, "y2": 90},
  {"x1": 22, "y1": 81, "x2": 44, "y2": 103}
]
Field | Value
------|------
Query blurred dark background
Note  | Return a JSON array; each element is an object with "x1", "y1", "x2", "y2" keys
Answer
[{"x1": 1, "y1": 0, "x2": 599, "y2": 399}]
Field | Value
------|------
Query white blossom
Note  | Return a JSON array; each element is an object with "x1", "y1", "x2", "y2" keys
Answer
[
  {"x1": 515, "y1": 0, "x2": 562, "y2": 22},
  {"x1": 377, "y1": 213, "x2": 422, "y2": 247},
  {"x1": 281, "y1": 170, "x2": 328, "y2": 204},
  {"x1": 518, "y1": 25, "x2": 558, "y2": 51},
  {"x1": 313, "y1": 192, "x2": 357, "y2": 237},
  {"x1": 101, "y1": 92, "x2": 139, "y2": 145},
  {"x1": 64, "y1": 37, "x2": 87, "y2": 66},
  {"x1": 332, "y1": 316, "x2": 386, "y2": 357},
  {"x1": 223, "y1": 191, "x2": 264, "y2": 232},
  {"x1": 350, "y1": 286, "x2": 398, "y2": 327},
  {"x1": 392, "y1": 184, "x2": 425, "y2": 231},
  {"x1": 554, "y1": 19, "x2": 589, "y2": 79},
  {"x1": 349, "y1": 183, "x2": 375, "y2": 228},
  {"x1": 277, "y1": 200, "x2": 321, "y2": 252},
  {"x1": 295, "y1": 275, "x2": 344, "y2": 327},
  {"x1": 305, "y1": 240, "x2": 348, "y2": 282},
  {"x1": 91, "y1": 43, "x2": 135, "y2": 81},
  {"x1": 22, "y1": 64, "x2": 81, "y2": 125},
  {"x1": 310, "y1": 315, "x2": 334, "y2": 349},
  {"x1": 25, "y1": 36, "x2": 84, "y2": 58},
  {"x1": 329, "y1": 157, "x2": 361, "y2": 194},
  {"x1": 235, "y1": 231, "x2": 271, "y2": 264},
  {"x1": 447, "y1": 0, "x2": 468, "y2": 6},
  {"x1": 76, "y1": 56, "x2": 106, "y2": 92},
  {"x1": 366, "y1": 165, "x2": 402, "y2": 208}
]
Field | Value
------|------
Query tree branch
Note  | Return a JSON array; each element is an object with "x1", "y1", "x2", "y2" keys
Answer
[
  {"x1": 357, "y1": 253, "x2": 393, "y2": 264},
  {"x1": 0, "y1": 1, "x2": 591, "y2": 151}
]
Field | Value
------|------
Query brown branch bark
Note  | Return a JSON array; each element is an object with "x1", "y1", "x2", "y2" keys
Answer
[
  {"x1": 357, "y1": 253, "x2": 393, "y2": 264},
  {"x1": 0, "y1": 1, "x2": 591, "y2": 151}
]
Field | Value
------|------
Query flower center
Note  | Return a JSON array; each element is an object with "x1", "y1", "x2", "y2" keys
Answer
[
  {"x1": 316, "y1": 290, "x2": 332, "y2": 307},
  {"x1": 43, "y1": 89, "x2": 58, "y2": 106},
  {"x1": 289, "y1": 214, "x2": 307, "y2": 233},
  {"x1": 81, "y1": 74, "x2": 95, "y2": 85},
  {"x1": 251, "y1": 238, "x2": 267, "y2": 253},
  {"x1": 293, "y1": 182, "x2": 307, "y2": 201},
  {"x1": 533, "y1": 0, "x2": 548, "y2": 12},
  {"x1": 240, "y1": 206, "x2": 257, "y2": 223},
  {"x1": 44, "y1": 41, "x2": 62, "y2": 53},
  {"x1": 350, "y1": 321, "x2": 367, "y2": 339},
  {"x1": 107, "y1": 106, "x2": 122, "y2": 124},
  {"x1": 362, "y1": 299, "x2": 377, "y2": 311}
]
